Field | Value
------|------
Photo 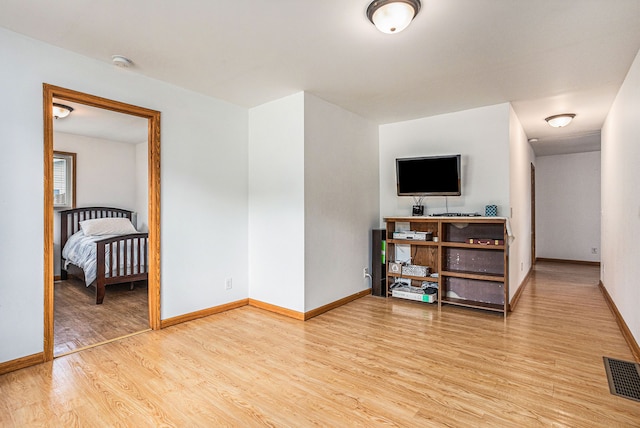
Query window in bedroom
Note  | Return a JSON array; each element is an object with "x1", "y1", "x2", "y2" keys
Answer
[{"x1": 53, "y1": 151, "x2": 76, "y2": 209}]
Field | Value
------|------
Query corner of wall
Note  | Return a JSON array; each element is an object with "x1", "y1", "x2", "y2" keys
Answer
[{"x1": 508, "y1": 106, "x2": 534, "y2": 301}]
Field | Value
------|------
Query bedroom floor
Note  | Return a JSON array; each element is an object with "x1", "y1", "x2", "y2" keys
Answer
[{"x1": 54, "y1": 278, "x2": 149, "y2": 356}]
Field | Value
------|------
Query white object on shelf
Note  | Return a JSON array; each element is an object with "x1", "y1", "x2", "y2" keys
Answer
[
  {"x1": 402, "y1": 264, "x2": 429, "y2": 277},
  {"x1": 392, "y1": 289, "x2": 436, "y2": 303}
]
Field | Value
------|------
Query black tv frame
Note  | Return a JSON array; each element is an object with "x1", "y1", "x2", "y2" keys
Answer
[{"x1": 396, "y1": 154, "x2": 461, "y2": 197}]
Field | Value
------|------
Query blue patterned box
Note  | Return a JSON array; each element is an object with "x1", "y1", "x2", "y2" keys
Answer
[{"x1": 485, "y1": 205, "x2": 498, "y2": 217}]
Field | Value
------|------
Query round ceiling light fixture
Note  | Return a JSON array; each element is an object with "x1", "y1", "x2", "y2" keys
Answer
[
  {"x1": 111, "y1": 55, "x2": 133, "y2": 68},
  {"x1": 367, "y1": 0, "x2": 421, "y2": 34},
  {"x1": 52, "y1": 103, "x2": 74, "y2": 119},
  {"x1": 545, "y1": 113, "x2": 576, "y2": 128}
]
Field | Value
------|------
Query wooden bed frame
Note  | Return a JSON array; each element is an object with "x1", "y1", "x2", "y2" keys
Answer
[{"x1": 60, "y1": 207, "x2": 148, "y2": 304}]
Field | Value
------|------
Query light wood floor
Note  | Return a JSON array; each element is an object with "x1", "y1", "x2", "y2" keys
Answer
[
  {"x1": 54, "y1": 278, "x2": 149, "y2": 355},
  {"x1": 2, "y1": 262, "x2": 639, "y2": 426}
]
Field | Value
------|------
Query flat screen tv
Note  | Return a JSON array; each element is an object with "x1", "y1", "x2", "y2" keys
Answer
[{"x1": 396, "y1": 154, "x2": 461, "y2": 196}]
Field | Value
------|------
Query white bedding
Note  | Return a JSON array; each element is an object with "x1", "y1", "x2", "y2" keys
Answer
[{"x1": 62, "y1": 231, "x2": 145, "y2": 286}]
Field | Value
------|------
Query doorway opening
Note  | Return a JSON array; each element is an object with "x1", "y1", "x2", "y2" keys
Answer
[{"x1": 43, "y1": 84, "x2": 161, "y2": 361}]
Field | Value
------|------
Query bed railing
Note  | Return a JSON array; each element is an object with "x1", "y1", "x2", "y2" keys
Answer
[
  {"x1": 95, "y1": 233, "x2": 148, "y2": 304},
  {"x1": 60, "y1": 207, "x2": 134, "y2": 250}
]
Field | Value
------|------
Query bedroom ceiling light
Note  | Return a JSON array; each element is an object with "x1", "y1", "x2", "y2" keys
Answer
[
  {"x1": 52, "y1": 103, "x2": 74, "y2": 119},
  {"x1": 545, "y1": 113, "x2": 576, "y2": 128},
  {"x1": 367, "y1": 0, "x2": 421, "y2": 34}
]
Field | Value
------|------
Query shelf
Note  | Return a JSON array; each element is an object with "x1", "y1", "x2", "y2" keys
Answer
[
  {"x1": 440, "y1": 270, "x2": 504, "y2": 282},
  {"x1": 440, "y1": 242, "x2": 505, "y2": 250},
  {"x1": 384, "y1": 216, "x2": 508, "y2": 318},
  {"x1": 441, "y1": 297, "x2": 505, "y2": 313},
  {"x1": 383, "y1": 216, "x2": 505, "y2": 224},
  {"x1": 387, "y1": 239, "x2": 439, "y2": 246},
  {"x1": 388, "y1": 273, "x2": 438, "y2": 281}
]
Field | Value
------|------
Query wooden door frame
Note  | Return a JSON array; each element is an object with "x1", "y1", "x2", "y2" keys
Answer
[
  {"x1": 43, "y1": 84, "x2": 161, "y2": 361},
  {"x1": 531, "y1": 163, "x2": 536, "y2": 265}
]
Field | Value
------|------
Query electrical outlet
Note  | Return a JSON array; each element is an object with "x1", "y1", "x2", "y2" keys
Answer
[
  {"x1": 363, "y1": 267, "x2": 369, "y2": 278},
  {"x1": 591, "y1": 247, "x2": 598, "y2": 254},
  {"x1": 225, "y1": 277, "x2": 232, "y2": 290}
]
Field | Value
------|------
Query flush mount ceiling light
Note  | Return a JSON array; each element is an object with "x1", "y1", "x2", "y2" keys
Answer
[
  {"x1": 545, "y1": 113, "x2": 576, "y2": 128},
  {"x1": 367, "y1": 0, "x2": 421, "y2": 34},
  {"x1": 52, "y1": 103, "x2": 74, "y2": 119}
]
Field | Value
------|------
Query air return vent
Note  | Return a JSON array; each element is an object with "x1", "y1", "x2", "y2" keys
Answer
[{"x1": 603, "y1": 357, "x2": 640, "y2": 402}]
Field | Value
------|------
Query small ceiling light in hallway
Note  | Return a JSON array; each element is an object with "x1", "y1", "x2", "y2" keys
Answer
[{"x1": 545, "y1": 113, "x2": 576, "y2": 128}]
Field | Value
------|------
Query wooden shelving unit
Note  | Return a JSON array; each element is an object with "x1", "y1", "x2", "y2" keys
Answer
[{"x1": 383, "y1": 216, "x2": 509, "y2": 317}]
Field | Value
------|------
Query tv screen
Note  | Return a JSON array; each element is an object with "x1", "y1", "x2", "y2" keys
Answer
[{"x1": 396, "y1": 155, "x2": 461, "y2": 196}]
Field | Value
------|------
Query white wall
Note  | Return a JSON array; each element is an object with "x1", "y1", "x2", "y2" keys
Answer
[
  {"x1": 303, "y1": 93, "x2": 379, "y2": 311},
  {"x1": 379, "y1": 103, "x2": 511, "y2": 218},
  {"x1": 248, "y1": 92, "x2": 379, "y2": 313},
  {"x1": 54, "y1": 132, "x2": 137, "y2": 208},
  {"x1": 248, "y1": 93, "x2": 306, "y2": 312},
  {"x1": 0, "y1": 27, "x2": 248, "y2": 363},
  {"x1": 53, "y1": 132, "x2": 139, "y2": 275},
  {"x1": 601, "y1": 48, "x2": 640, "y2": 345},
  {"x1": 508, "y1": 106, "x2": 535, "y2": 299},
  {"x1": 161, "y1": 89, "x2": 248, "y2": 319},
  {"x1": 135, "y1": 140, "x2": 148, "y2": 232},
  {"x1": 536, "y1": 151, "x2": 601, "y2": 262},
  {"x1": 379, "y1": 103, "x2": 532, "y2": 303}
]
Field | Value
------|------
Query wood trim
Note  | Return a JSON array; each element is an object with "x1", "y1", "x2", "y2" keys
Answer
[
  {"x1": 598, "y1": 281, "x2": 640, "y2": 362},
  {"x1": 43, "y1": 84, "x2": 162, "y2": 362},
  {"x1": 55, "y1": 329, "x2": 151, "y2": 359},
  {"x1": 303, "y1": 289, "x2": 372, "y2": 320},
  {"x1": 53, "y1": 150, "x2": 77, "y2": 209},
  {"x1": 43, "y1": 84, "x2": 54, "y2": 361},
  {"x1": 163, "y1": 289, "x2": 373, "y2": 328},
  {"x1": 509, "y1": 266, "x2": 532, "y2": 312},
  {"x1": 161, "y1": 299, "x2": 250, "y2": 328},
  {"x1": 248, "y1": 289, "x2": 372, "y2": 321},
  {"x1": 248, "y1": 299, "x2": 305, "y2": 320},
  {"x1": 148, "y1": 109, "x2": 161, "y2": 330},
  {"x1": 536, "y1": 258, "x2": 600, "y2": 267},
  {"x1": 0, "y1": 352, "x2": 45, "y2": 375}
]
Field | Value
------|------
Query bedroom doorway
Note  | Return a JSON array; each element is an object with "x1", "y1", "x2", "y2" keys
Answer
[{"x1": 43, "y1": 84, "x2": 161, "y2": 361}]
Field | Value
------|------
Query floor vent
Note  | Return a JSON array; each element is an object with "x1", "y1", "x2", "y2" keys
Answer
[{"x1": 603, "y1": 357, "x2": 640, "y2": 402}]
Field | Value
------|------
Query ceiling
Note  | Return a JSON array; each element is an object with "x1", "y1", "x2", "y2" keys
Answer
[
  {"x1": 53, "y1": 99, "x2": 148, "y2": 144},
  {"x1": 2, "y1": 0, "x2": 640, "y2": 155}
]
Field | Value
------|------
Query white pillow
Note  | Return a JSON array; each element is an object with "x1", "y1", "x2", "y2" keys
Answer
[{"x1": 80, "y1": 217, "x2": 137, "y2": 236}]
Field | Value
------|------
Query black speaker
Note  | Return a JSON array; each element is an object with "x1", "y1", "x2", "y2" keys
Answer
[{"x1": 371, "y1": 229, "x2": 387, "y2": 297}]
